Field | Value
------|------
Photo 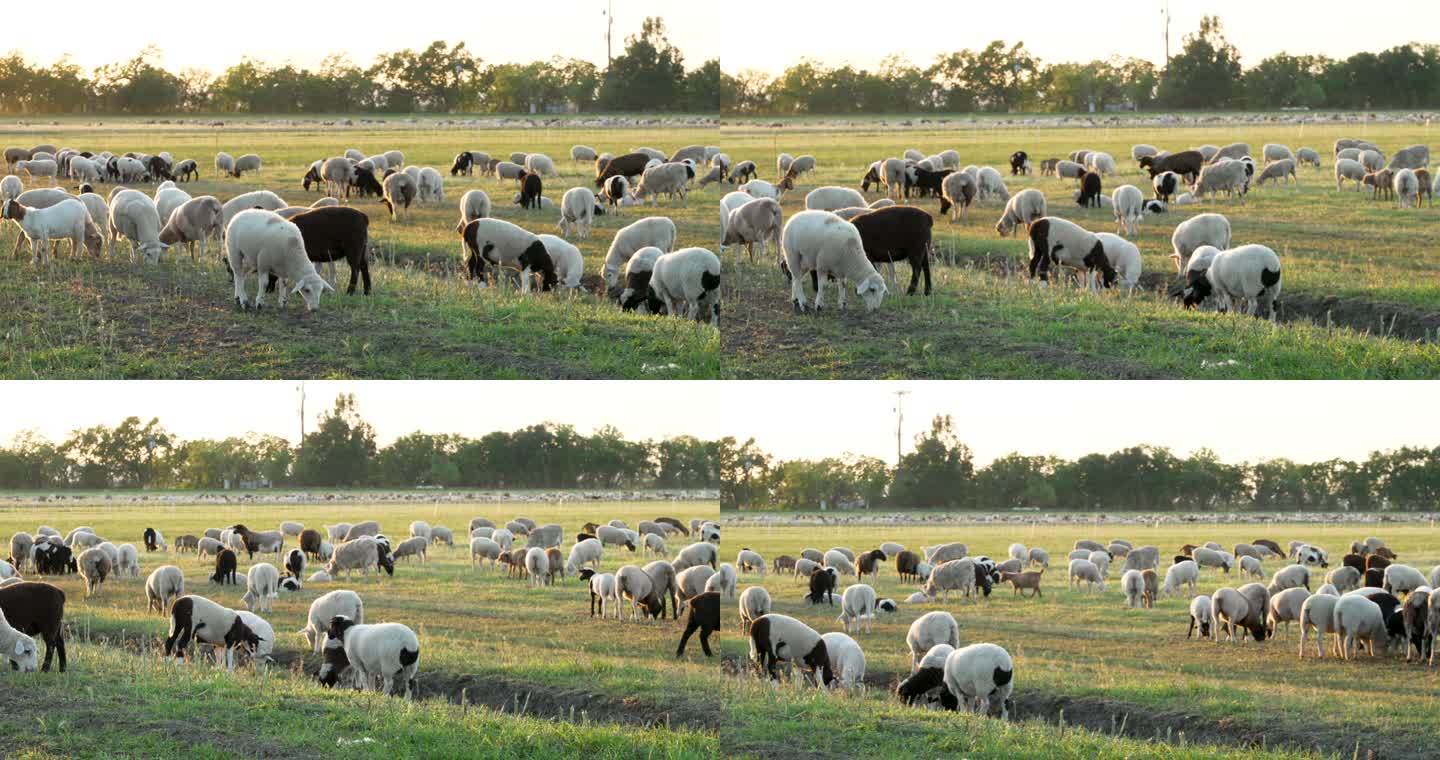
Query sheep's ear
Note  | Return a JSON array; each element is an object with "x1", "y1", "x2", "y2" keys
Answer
[
  {"x1": 321, "y1": 279, "x2": 335, "y2": 293},
  {"x1": 13, "y1": 639, "x2": 24, "y2": 656}
]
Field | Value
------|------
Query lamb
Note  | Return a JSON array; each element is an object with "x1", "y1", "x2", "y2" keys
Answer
[
  {"x1": 1383, "y1": 564, "x2": 1427, "y2": 596},
  {"x1": 1069, "y1": 558, "x2": 1105, "y2": 592},
  {"x1": 228, "y1": 153, "x2": 262, "y2": 178},
  {"x1": 1174, "y1": 595, "x2": 1211, "y2": 641},
  {"x1": 603, "y1": 216, "x2": 676, "y2": 290},
  {"x1": 782, "y1": 210, "x2": 887, "y2": 313},
  {"x1": 459, "y1": 217, "x2": 558, "y2": 292},
  {"x1": 750, "y1": 613, "x2": 833, "y2": 686},
  {"x1": 725, "y1": 160, "x2": 758, "y2": 185},
  {"x1": 164, "y1": 595, "x2": 261, "y2": 670},
  {"x1": 1334, "y1": 594, "x2": 1387, "y2": 659},
  {"x1": 1026, "y1": 216, "x2": 1114, "y2": 289},
  {"x1": 1, "y1": 197, "x2": 99, "y2": 263},
  {"x1": 721, "y1": 197, "x2": 782, "y2": 264},
  {"x1": 672, "y1": 590, "x2": 720, "y2": 658},
  {"x1": 738, "y1": 585, "x2": 772, "y2": 632},
  {"x1": 241, "y1": 563, "x2": 280, "y2": 613},
  {"x1": 1169, "y1": 213, "x2": 1231, "y2": 273},
  {"x1": 804, "y1": 186, "x2": 866, "y2": 213},
  {"x1": 220, "y1": 190, "x2": 287, "y2": 233},
  {"x1": 318, "y1": 616, "x2": 420, "y2": 698},
  {"x1": 647, "y1": 247, "x2": 722, "y2": 324}
]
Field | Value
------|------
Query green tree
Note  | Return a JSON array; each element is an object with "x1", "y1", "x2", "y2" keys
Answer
[
  {"x1": 889, "y1": 415, "x2": 975, "y2": 508},
  {"x1": 598, "y1": 17, "x2": 688, "y2": 111},
  {"x1": 1158, "y1": 16, "x2": 1243, "y2": 109},
  {"x1": 293, "y1": 394, "x2": 376, "y2": 486}
]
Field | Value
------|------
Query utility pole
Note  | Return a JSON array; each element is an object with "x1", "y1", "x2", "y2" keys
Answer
[
  {"x1": 297, "y1": 382, "x2": 307, "y2": 446},
  {"x1": 892, "y1": 390, "x2": 910, "y2": 464},
  {"x1": 604, "y1": 0, "x2": 614, "y2": 67},
  {"x1": 1161, "y1": 0, "x2": 1171, "y2": 70}
]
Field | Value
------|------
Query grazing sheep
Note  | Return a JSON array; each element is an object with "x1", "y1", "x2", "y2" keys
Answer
[
  {"x1": 1210, "y1": 587, "x2": 1252, "y2": 644},
  {"x1": 1394, "y1": 168, "x2": 1421, "y2": 208},
  {"x1": 1402, "y1": 589, "x2": 1431, "y2": 663},
  {"x1": 1183, "y1": 595, "x2": 1214, "y2": 640},
  {"x1": 1110, "y1": 184, "x2": 1146, "y2": 237},
  {"x1": 1239, "y1": 555, "x2": 1265, "y2": 579},
  {"x1": 1076, "y1": 171, "x2": 1103, "y2": 207},
  {"x1": 1121, "y1": 569, "x2": 1148, "y2": 608},
  {"x1": 721, "y1": 196, "x2": 782, "y2": 264},
  {"x1": 1026, "y1": 216, "x2": 1113, "y2": 289},
  {"x1": 241, "y1": 563, "x2": 280, "y2": 613},
  {"x1": 750, "y1": 613, "x2": 832, "y2": 686},
  {"x1": 738, "y1": 585, "x2": 772, "y2": 633},
  {"x1": 379, "y1": 171, "x2": 417, "y2": 221},
  {"x1": 614, "y1": 564, "x2": 665, "y2": 621},
  {"x1": 924, "y1": 559, "x2": 982, "y2": 602},
  {"x1": 634, "y1": 162, "x2": 695, "y2": 207},
  {"x1": 164, "y1": 595, "x2": 261, "y2": 670},
  {"x1": 942, "y1": 643, "x2": 1014, "y2": 719},
  {"x1": 1180, "y1": 243, "x2": 1282, "y2": 319},
  {"x1": 325, "y1": 536, "x2": 393, "y2": 580},
  {"x1": 603, "y1": 216, "x2": 677, "y2": 290},
  {"x1": 145, "y1": 565, "x2": 185, "y2": 615},
  {"x1": 994, "y1": 188, "x2": 1045, "y2": 237},
  {"x1": 565, "y1": 539, "x2": 604, "y2": 577},
  {"x1": 524, "y1": 547, "x2": 550, "y2": 588},
  {"x1": 1069, "y1": 559, "x2": 1105, "y2": 593},
  {"x1": 675, "y1": 590, "x2": 720, "y2": 658},
  {"x1": 1055, "y1": 160, "x2": 1087, "y2": 182},
  {"x1": 835, "y1": 583, "x2": 880, "y2": 634},
  {"x1": 459, "y1": 217, "x2": 558, "y2": 292},
  {"x1": 1334, "y1": 594, "x2": 1387, "y2": 659},
  {"x1": 1255, "y1": 158, "x2": 1297, "y2": 188},
  {"x1": 76, "y1": 547, "x2": 111, "y2": 598},
  {"x1": 229, "y1": 154, "x2": 262, "y2": 178},
  {"x1": 1267, "y1": 587, "x2": 1310, "y2": 639},
  {"x1": 295, "y1": 590, "x2": 366, "y2": 654},
  {"x1": 782, "y1": 210, "x2": 887, "y2": 313},
  {"x1": 805, "y1": 186, "x2": 866, "y2": 213},
  {"x1": 1383, "y1": 564, "x2": 1427, "y2": 596},
  {"x1": 318, "y1": 616, "x2": 420, "y2": 698},
  {"x1": 391, "y1": 537, "x2": 429, "y2": 565},
  {"x1": 648, "y1": 247, "x2": 722, "y2": 324},
  {"x1": 939, "y1": 170, "x2": 978, "y2": 222}
]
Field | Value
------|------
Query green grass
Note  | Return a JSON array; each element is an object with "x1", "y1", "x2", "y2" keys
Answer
[
  {"x1": 0, "y1": 498, "x2": 720, "y2": 757},
  {"x1": 0, "y1": 120, "x2": 720, "y2": 379},
  {"x1": 718, "y1": 121, "x2": 1440, "y2": 378},
  {"x1": 719, "y1": 515, "x2": 1440, "y2": 759}
]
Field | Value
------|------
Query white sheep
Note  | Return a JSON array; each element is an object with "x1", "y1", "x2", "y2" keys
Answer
[
  {"x1": 903, "y1": 610, "x2": 961, "y2": 673},
  {"x1": 2, "y1": 197, "x2": 99, "y2": 263},
  {"x1": 16, "y1": 159, "x2": 57, "y2": 185},
  {"x1": 805, "y1": 186, "x2": 866, "y2": 212},
  {"x1": 819, "y1": 631, "x2": 866, "y2": 689},
  {"x1": 230, "y1": 154, "x2": 262, "y2": 178},
  {"x1": 145, "y1": 565, "x2": 185, "y2": 615},
  {"x1": 943, "y1": 643, "x2": 1014, "y2": 718},
  {"x1": 1121, "y1": 569, "x2": 1147, "y2": 608},
  {"x1": 994, "y1": 188, "x2": 1045, "y2": 236},
  {"x1": 1267, "y1": 586, "x2": 1310, "y2": 639},
  {"x1": 226, "y1": 209, "x2": 333, "y2": 311},
  {"x1": 634, "y1": 162, "x2": 694, "y2": 207},
  {"x1": 1055, "y1": 160, "x2": 1087, "y2": 182},
  {"x1": 1191, "y1": 159, "x2": 1249, "y2": 202},
  {"x1": 116, "y1": 543, "x2": 140, "y2": 578},
  {"x1": 975, "y1": 166, "x2": 1010, "y2": 202},
  {"x1": 1255, "y1": 159, "x2": 1297, "y2": 188},
  {"x1": 241, "y1": 563, "x2": 280, "y2": 613},
  {"x1": 1111, "y1": 184, "x2": 1144, "y2": 236},
  {"x1": 0, "y1": 608, "x2": 38, "y2": 672},
  {"x1": 324, "y1": 536, "x2": 389, "y2": 580},
  {"x1": 319, "y1": 616, "x2": 420, "y2": 698},
  {"x1": 533, "y1": 234, "x2": 584, "y2": 291},
  {"x1": 1334, "y1": 594, "x2": 1386, "y2": 659},
  {"x1": 1069, "y1": 558, "x2": 1105, "y2": 592},
  {"x1": 1393, "y1": 168, "x2": 1421, "y2": 208},
  {"x1": 736, "y1": 586, "x2": 772, "y2": 634},
  {"x1": 565, "y1": 538, "x2": 605, "y2": 576},
  {"x1": 1240, "y1": 555, "x2": 1265, "y2": 579},
  {"x1": 722, "y1": 197, "x2": 782, "y2": 264},
  {"x1": 1210, "y1": 587, "x2": 1251, "y2": 644},
  {"x1": 782, "y1": 209, "x2": 887, "y2": 313},
  {"x1": 558, "y1": 187, "x2": 598, "y2": 239},
  {"x1": 603, "y1": 216, "x2": 676, "y2": 289},
  {"x1": 159, "y1": 196, "x2": 223, "y2": 261},
  {"x1": 649, "y1": 247, "x2": 721, "y2": 325},
  {"x1": 469, "y1": 537, "x2": 502, "y2": 571},
  {"x1": 1169, "y1": 212, "x2": 1231, "y2": 273},
  {"x1": 1180, "y1": 243, "x2": 1282, "y2": 319},
  {"x1": 1383, "y1": 564, "x2": 1427, "y2": 596},
  {"x1": 1188, "y1": 595, "x2": 1213, "y2": 639},
  {"x1": 706, "y1": 563, "x2": 738, "y2": 600},
  {"x1": 1026, "y1": 216, "x2": 1111, "y2": 289},
  {"x1": 1092, "y1": 233, "x2": 1141, "y2": 294},
  {"x1": 1086, "y1": 152, "x2": 1117, "y2": 176},
  {"x1": 525, "y1": 547, "x2": 550, "y2": 587}
]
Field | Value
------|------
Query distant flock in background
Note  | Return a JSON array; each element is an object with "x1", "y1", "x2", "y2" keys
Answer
[
  {"x1": 729, "y1": 533, "x2": 1439, "y2": 720},
  {"x1": 0, "y1": 514, "x2": 721, "y2": 700}
]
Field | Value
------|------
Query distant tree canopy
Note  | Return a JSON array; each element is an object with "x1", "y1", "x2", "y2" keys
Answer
[
  {"x1": 723, "y1": 18, "x2": 1440, "y2": 114},
  {"x1": 721, "y1": 416, "x2": 1440, "y2": 512},
  {"x1": 0, "y1": 398, "x2": 720, "y2": 490},
  {"x1": 0, "y1": 18, "x2": 715, "y2": 115}
]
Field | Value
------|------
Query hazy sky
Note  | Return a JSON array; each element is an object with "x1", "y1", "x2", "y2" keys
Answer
[
  {"x1": 0, "y1": 382, "x2": 725, "y2": 446},
  {"x1": 13, "y1": 1, "x2": 716, "y2": 73},
  {"x1": 722, "y1": 0, "x2": 1440, "y2": 75},
  {"x1": 720, "y1": 382, "x2": 1440, "y2": 466}
]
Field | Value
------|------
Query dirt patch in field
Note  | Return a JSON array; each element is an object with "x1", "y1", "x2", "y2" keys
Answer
[{"x1": 724, "y1": 657, "x2": 1412, "y2": 759}]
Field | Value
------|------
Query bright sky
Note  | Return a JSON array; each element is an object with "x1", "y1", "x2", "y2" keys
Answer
[
  {"x1": 15, "y1": 1, "x2": 716, "y2": 73},
  {"x1": 722, "y1": 0, "x2": 1440, "y2": 75},
  {"x1": 0, "y1": 382, "x2": 726, "y2": 447},
  {"x1": 720, "y1": 382, "x2": 1440, "y2": 466}
]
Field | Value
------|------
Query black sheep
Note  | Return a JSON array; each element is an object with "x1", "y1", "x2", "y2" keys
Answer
[
  {"x1": 1364, "y1": 568, "x2": 1385, "y2": 588},
  {"x1": 1141, "y1": 149, "x2": 1204, "y2": 182},
  {"x1": 1342, "y1": 553, "x2": 1365, "y2": 572},
  {"x1": 1077, "y1": 171, "x2": 1103, "y2": 208},
  {"x1": 143, "y1": 527, "x2": 159, "y2": 553},
  {"x1": 212, "y1": 548, "x2": 238, "y2": 585},
  {"x1": 594, "y1": 152, "x2": 650, "y2": 188},
  {"x1": 287, "y1": 206, "x2": 372, "y2": 295},
  {"x1": 450, "y1": 152, "x2": 473, "y2": 176},
  {"x1": 349, "y1": 166, "x2": 384, "y2": 198},
  {"x1": 856, "y1": 549, "x2": 888, "y2": 583},
  {"x1": 896, "y1": 550, "x2": 923, "y2": 583},
  {"x1": 896, "y1": 664, "x2": 959, "y2": 708},
  {"x1": 904, "y1": 166, "x2": 951, "y2": 199},
  {"x1": 0, "y1": 582, "x2": 67, "y2": 672},
  {"x1": 675, "y1": 590, "x2": 719, "y2": 657},
  {"x1": 807, "y1": 566, "x2": 838, "y2": 606},
  {"x1": 849, "y1": 205, "x2": 934, "y2": 296},
  {"x1": 145, "y1": 156, "x2": 174, "y2": 182},
  {"x1": 300, "y1": 529, "x2": 323, "y2": 560},
  {"x1": 1009, "y1": 150, "x2": 1030, "y2": 175},
  {"x1": 518, "y1": 171, "x2": 543, "y2": 209}
]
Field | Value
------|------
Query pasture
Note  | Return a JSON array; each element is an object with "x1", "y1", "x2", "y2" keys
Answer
[
  {"x1": 719, "y1": 120, "x2": 1440, "y2": 378},
  {"x1": 0, "y1": 118, "x2": 721, "y2": 379},
  {"x1": 0, "y1": 496, "x2": 720, "y2": 758},
  {"x1": 719, "y1": 514, "x2": 1440, "y2": 759}
]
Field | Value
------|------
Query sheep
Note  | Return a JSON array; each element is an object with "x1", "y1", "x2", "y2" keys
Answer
[
  {"x1": 602, "y1": 216, "x2": 677, "y2": 291},
  {"x1": 1085, "y1": 550, "x2": 1111, "y2": 578},
  {"x1": 1269, "y1": 564, "x2": 1309, "y2": 593},
  {"x1": 827, "y1": 582, "x2": 879, "y2": 634},
  {"x1": 1357, "y1": 149, "x2": 1386, "y2": 173},
  {"x1": 229, "y1": 153, "x2": 262, "y2": 178},
  {"x1": 164, "y1": 595, "x2": 261, "y2": 670},
  {"x1": 141, "y1": 565, "x2": 185, "y2": 615},
  {"x1": 1209, "y1": 587, "x2": 1253, "y2": 644},
  {"x1": 554, "y1": 186, "x2": 600, "y2": 240},
  {"x1": 643, "y1": 246, "x2": 721, "y2": 324},
  {"x1": 1254, "y1": 158, "x2": 1297, "y2": 189},
  {"x1": 1290, "y1": 147, "x2": 1321, "y2": 169},
  {"x1": 632, "y1": 162, "x2": 695, "y2": 208},
  {"x1": 705, "y1": 563, "x2": 739, "y2": 601},
  {"x1": 1069, "y1": 558, "x2": 1105, "y2": 592},
  {"x1": 1239, "y1": 555, "x2": 1265, "y2": 580},
  {"x1": 1, "y1": 197, "x2": 100, "y2": 263},
  {"x1": 1026, "y1": 216, "x2": 1114, "y2": 289},
  {"x1": 523, "y1": 547, "x2": 551, "y2": 588},
  {"x1": 1325, "y1": 566, "x2": 1362, "y2": 593},
  {"x1": 1104, "y1": 184, "x2": 1145, "y2": 237},
  {"x1": 615, "y1": 564, "x2": 665, "y2": 621},
  {"x1": 1082, "y1": 233, "x2": 1140, "y2": 295},
  {"x1": 750, "y1": 613, "x2": 833, "y2": 686},
  {"x1": 218, "y1": 191, "x2": 287, "y2": 239},
  {"x1": 1120, "y1": 569, "x2": 1149, "y2": 608},
  {"x1": 151, "y1": 195, "x2": 223, "y2": 262},
  {"x1": 459, "y1": 217, "x2": 558, "y2": 292},
  {"x1": 738, "y1": 585, "x2": 772, "y2": 633},
  {"x1": 16, "y1": 159, "x2": 58, "y2": 185},
  {"x1": 1178, "y1": 595, "x2": 1213, "y2": 641},
  {"x1": 1327, "y1": 157, "x2": 1371, "y2": 192},
  {"x1": 923, "y1": 543, "x2": 968, "y2": 564},
  {"x1": 1055, "y1": 160, "x2": 1087, "y2": 182},
  {"x1": 318, "y1": 616, "x2": 420, "y2": 698},
  {"x1": 1383, "y1": 564, "x2": 1427, "y2": 596},
  {"x1": 1179, "y1": 243, "x2": 1282, "y2": 319},
  {"x1": 782, "y1": 209, "x2": 887, "y2": 313},
  {"x1": 801, "y1": 186, "x2": 864, "y2": 213},
  {"x1": 75, "y1": 547, "x2": 112, "y2": 598},
  {"x1": 561, "y1": 538, "x2": 604, "y2": 578},
  {"x1": 1386, "y1": 144, "x2": 1430, "y2": 172},
  {"x1": 993, "y1": 188, "x2": 1046, "y2": 238},
  {"x1": 924, "y1": 559, "x2": 979, "y2": 601},
  {"x1": 325, "y1": 536, "x2": 393, "y2": 580},
  {"x1": 721, "y1": 196, "x2": 782, "y2": 265},
  {"x1": 375, "y1": 170, "x2": 417, "y2": 222},
  {"x1": 241, "y1": 563, "x2": 280, "y2": 613},
  {"x1": 390, "y1": 537, "x2": 428, "y2": 565},
  {"x1": 1168, "y1": 212, "x2": 1232, "y2": 274},
  {"x1": 1388, "y1": 167, "x2": 1422, "y2": 209},
  {"x1": 1190, "y1": 158, "x2": 1249, "y2": 203},
  {"x1": 1190, "y1": 547, "x2": 1233, "y2": 574},
  {"x1": 937, "y1": 643, "x2": 1015, "y2": 718},
  {"x1": 114, "y1": 543, "x2": 141, "y2": 578},
  {"x1": 932, "y1": 169, "x2": 977, "y2": 223},
  {"x1": 1264, "y1": 586, "x2": 1310, "y2": 640},
  {"x1": 1334, "y1": 594, "x2": 1387, "y2": 659}
]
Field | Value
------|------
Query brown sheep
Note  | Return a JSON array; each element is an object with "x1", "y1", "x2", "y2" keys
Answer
[
  {"x1": 1141, "y1": 569, "x2": 1159, "y2": 608},
  {"x1": 1364, "y1": 169, "x2": 1395, "y2": 200},
  {"x1": 999, "y1": 569, "x2": 1044, "y2": 598},
  {"x1": 772, "y1": 555, "x2": 797, "y2": 574},
  {"x1": 896, "y1": 551, "x2": 924, "y2": 583}
]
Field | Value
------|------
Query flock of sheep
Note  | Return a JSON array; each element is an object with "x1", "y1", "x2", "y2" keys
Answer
[
  {"x1": 726, "y1": 533, "x2": 1439, "y2": 719},
  {"x1": 0, "y1": 513, "x2": 722, "y2": 698},
  {"x1": 0, "y1": 141, "x2": 724, "y2": 324},
  {"x1": 717, "y1": 137, "x2": 1435, "y2": 320}
]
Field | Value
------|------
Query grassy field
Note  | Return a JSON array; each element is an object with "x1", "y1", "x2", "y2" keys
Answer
[
  {"x1": 719, "y1": 122, "x2": 1440, "y2": 378},
  {"x1": 0, "y1": 119, "x2": 720, "y2": 379},
  {"x1": 0, "y1": 498, "x2": 720, "y2": 758},
  {"x1": 719, "y1": 514, "x2": 1440, "y2": 759}
]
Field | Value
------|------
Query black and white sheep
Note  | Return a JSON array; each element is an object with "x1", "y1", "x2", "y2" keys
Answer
[
  {"x1": 300, "y1": 590, "x2": 364, "y2": 654},
  {"x1": 648, "y1": 247, "x2": 721, "y2": 324},
  {"x1": 459, "y1": 217, "x2": 557, "y2": 292},
  {"x1": 750, "y1": 613, "x2": 833, "y2": 686},
  {"x1": 907, "y1": 611, "x2": 960, "y2": 672},
  {"x1": 942, "y1": 643, "x2": 1014, "y2": 719},
  {"x1": 164, "y1": 595, "x2": 261, "y2": 670},
  {"x1": 318, "y1": 616, "x2": 420, "y2": 698},
  {"x1": 1026, "y1": 216, "x2": 1114, "y2": 289},
  {"x1": 1180, "y1": 243, "x2": 1281, "y2": 319}
]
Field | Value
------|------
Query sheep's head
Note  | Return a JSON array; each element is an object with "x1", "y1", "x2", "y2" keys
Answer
[
  {"x1": 7, "y1": 634, "x2": 38, "y2": 673},
  {"x1": 291, "y1": 273, "x2": 334, "y2": 312},
  {"x1": 856, "y1": 273, "x2": 887, "y2": 313}
]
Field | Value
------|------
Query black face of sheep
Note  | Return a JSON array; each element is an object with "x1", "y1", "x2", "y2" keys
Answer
[
  {"x1": 1181, "y1": 270, "x2": 1212, "y2": 308},
  {"x1": 801, "y1": 641, "x2": 835, "y2": 687},
  {"x1": 143, "y1": 527, "x2": 158, "y2": 552},
  {"x1": 79, "y1": 183, "x2": 93, "y2": 195},
  {"x1": 807, "y1": 568, "x2": 837, "y2": 605},
  {"x1": 450, "y1": 152, "x2": 472, "y2": 175},
  {"x1": 1082, "y1": 244, "x2": 1117, "y2": 288},
  {"x1": 517, "y1": 241, "x2": 558, "y2": 291},
  {"x1": 1010, "y1": 151, "x2": 1029, "y2": 175},
  {"x1": 896, "y1": 666, "x2": 945, "y2": 704}
]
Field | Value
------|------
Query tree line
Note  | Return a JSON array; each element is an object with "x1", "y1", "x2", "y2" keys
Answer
[
  {"x1": 0, "y1": 19, "x2": 716, "y2": 115},
  {"x1": 721, "y1": 416, "x2": 1440, "y2": 512},
  {"x1": 0, "y1": 395, "x2": 720, "y2": 490},
  {"x1": 723, "y1": 17, "x2": 1440, "y2": 114}
]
